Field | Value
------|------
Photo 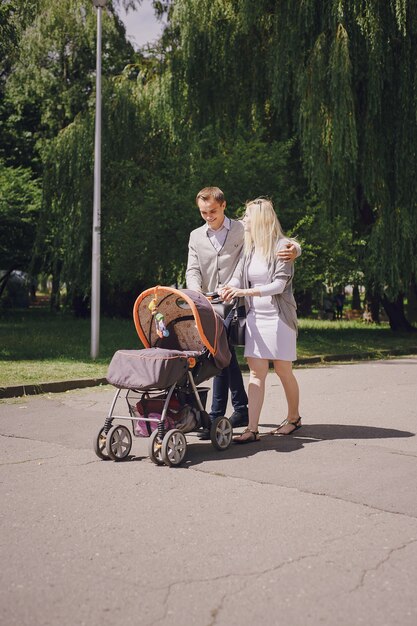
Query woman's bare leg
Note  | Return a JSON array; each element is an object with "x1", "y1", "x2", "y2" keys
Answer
[
  {"x1": 272, "y1": 360, "x2": 301, "y2": 434},
  {"x1": 247, "y1": 357, "x2": 269, "y2": 431},
  {"x1": 234, "y1": 357, "x2": 268, "y2": 441}
]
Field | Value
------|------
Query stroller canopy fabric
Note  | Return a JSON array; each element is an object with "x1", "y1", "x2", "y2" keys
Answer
[
  {"x1": 133, "y1": 286, "x2": 230, "y2": 370},
  {"x1": 106, "y1": 348, "x2": 191, "y2": 391}
]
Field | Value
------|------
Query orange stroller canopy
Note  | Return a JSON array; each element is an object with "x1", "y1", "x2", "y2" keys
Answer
[{"x1": 133, "y1": 286, "x2": 230, "y2": 369}]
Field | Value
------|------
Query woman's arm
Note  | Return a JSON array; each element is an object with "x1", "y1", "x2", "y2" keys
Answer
[
  {"x1": 221, "y1": 277, "x2": 287, "y2": 300},
  {"x1": 221, "y1": 243, "x2": 293, "y2": 300}
]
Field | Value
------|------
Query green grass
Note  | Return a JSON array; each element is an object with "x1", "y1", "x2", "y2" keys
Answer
[
  {"x1": 0, "y1": 308, "x2": 139, "y2": 385},
  {"x1": 297, "y1": 318, "x2": 416, "y2": 357},
  {"x1": 1, "y1": 309, "x2": 416, "y2": 386}
]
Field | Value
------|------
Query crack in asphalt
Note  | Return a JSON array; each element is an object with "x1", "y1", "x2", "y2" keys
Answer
[
  {"x1": 0, "y1": 454, "x2": 61, "y2": 466},
  {"x1": 349, "y1": 538, "x2": 417, "y2": 592},
  {"x1": 148, "y1": 550, "x2": 322, "y2": 626},
  {"x1": 148, "y1": 523, "x2": 405, "y2": 625},
  {"x1": 0, "y1": 431, "x2": 69, "y2": 447},
  {"x1": 385, "y1": 449, "x2": 417, "y2": 459},
  {"x1": 0, "y1": 432, "x2": 90, "y2": 462},
  {"x1": 2, "y1": 431, "x2": 416, "y2": 521},
  {"x1": 190, "y1": 467, "x2": 417, "y2": 520},
  {"x1": 1, "y1": 432, "x2": 42, "y2": 441}
]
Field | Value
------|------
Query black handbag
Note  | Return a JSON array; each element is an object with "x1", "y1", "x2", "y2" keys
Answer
[{"x1": 228, "y1": 304, "x2": 246, "y2": 347}]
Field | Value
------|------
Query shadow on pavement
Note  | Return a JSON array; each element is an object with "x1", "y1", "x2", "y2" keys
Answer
[
  {"x1": 263, "y1": 423, "x2": 415, "y2": 440},
  {"x1": 179, "y1": 423, "x2": 415, "y2": 467},
  {"x1": 96, "y1": 424, "x2": 414, "y2": 468}
]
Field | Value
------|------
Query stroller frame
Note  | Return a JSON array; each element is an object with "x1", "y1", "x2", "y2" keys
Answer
[
  {"x1": 94, "y1": 371, "x2": 233, "y2": 466},
  {"x1": 94, "y1": 286, "x2": 234, "y2": 466}
]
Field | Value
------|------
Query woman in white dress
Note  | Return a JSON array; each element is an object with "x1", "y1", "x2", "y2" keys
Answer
[{"x1": 220, "y1": 198, "x2": 301, "y2": 443}]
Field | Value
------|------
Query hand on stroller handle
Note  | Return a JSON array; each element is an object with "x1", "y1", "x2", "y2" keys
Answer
[
  {"x1": 204, "y1": 290, "x2": 235, "y2": 304},
  {"x1": 204, "y1": 291, "x2": 221, "y2": 300},
  {"x1": 213, "y1": 286, "x2": 259, "y2": 301}
]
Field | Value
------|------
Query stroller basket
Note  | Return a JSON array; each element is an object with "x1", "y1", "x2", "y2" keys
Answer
[{"x1": 126, "y1": 387, "x2": 210, "y2": 438}]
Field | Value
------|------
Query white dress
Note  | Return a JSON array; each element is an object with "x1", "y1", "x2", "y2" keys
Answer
[{"x1": 243, "y1": 254, "x2": 297, "y2": 361}]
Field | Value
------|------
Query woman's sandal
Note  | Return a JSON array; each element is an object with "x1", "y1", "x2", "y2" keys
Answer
[
  {"x1": 269, "y1": 417, "x2": 302, "y2": 436},
  {"x1": 233, "y1": 428, "x2": 260, "y2": 444}
]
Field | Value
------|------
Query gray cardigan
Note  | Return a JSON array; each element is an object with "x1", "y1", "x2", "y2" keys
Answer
[
  {"x1": 232, "y1": 238, "x2": 298, "y2": 333},
  {"x1": 186, "y1": 219, "x2": 245, "y2": 293}
]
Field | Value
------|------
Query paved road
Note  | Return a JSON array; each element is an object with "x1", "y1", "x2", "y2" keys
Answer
[{"x1": 1, "y1": 358, "x2": 417, "y2": 626}]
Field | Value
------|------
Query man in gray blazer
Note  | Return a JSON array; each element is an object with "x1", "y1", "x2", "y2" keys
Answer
[{"x1": 186, "y1": 186, "x2": 299, "y2": 436}]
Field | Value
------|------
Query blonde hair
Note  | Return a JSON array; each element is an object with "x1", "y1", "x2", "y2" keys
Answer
[{"x1": 243, "y1": 198, "x2": 285, "y2": 261}]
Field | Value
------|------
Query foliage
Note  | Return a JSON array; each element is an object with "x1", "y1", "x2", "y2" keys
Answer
[
  {"x1": 0, "y1": 0, "x2": 138, "y2": 307},
  {"x1": 2, "y1": 0, "x2": 417, "y2": 329},
  {"x1": 1, "y1": 0, "x2": 135, "y2": 171},
  {"x1": 0, "y1": 161, "x2": 41, "y2": 272},
  {"x1": 164, "y1": 0, "x2": 417, "y2": 326},
  {"x1": 289, "y1": 200, "x2": 365, "y2": 300},
  {"x1": 40, "y1": 68, "x2": 305, "y2": 314},
  {"x1": 0, "y1": 1, "x2": 41, "y2": 74}
]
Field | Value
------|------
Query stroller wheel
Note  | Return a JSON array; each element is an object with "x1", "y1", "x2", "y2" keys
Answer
[
  {"x1": 161, "y1": 429, "x2": 187, "y2": 467},
  {"x1": 94, "y1": 426, "x2": 110, "y2": 460},
  {"x1": 210, "y1": 416, "x2": 233, "y2": 451},
  {"x1": 105, "y1": 425, "x2": 132, "y2": 461},
  {"x1": 148, "y1": 430, "x2": 165, "y2": 466}
]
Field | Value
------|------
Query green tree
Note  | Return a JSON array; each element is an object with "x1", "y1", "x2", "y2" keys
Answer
[
  {"x1": 2, "y1": 0, "x2": 138, "y2": 308},
  {"x1": 289, "y1": 201, "x2": 365, "y2": 316},
  {"x1": 0, "y1": 1, "x2": 42, "y2": 166},
  {"x1": 41, "y1": 61, "x2": 307, "y2": 316},
  {"x1": 2, "y1": 0, "x2": 134, "y2": 171},
  {"x1": 0, "y1": 160, "x2": 41, "y2": 296},
  {"x1": 166, "y1": 0, "x2": 417, "y2": 330}
]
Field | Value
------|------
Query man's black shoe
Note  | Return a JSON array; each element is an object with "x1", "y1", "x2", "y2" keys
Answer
[
  {"x1": 229, "y1": 411, "x2": 249, "y2": 428},
  {"x1": 197, "y1": 427, "x2": 211, "y2": 440}
]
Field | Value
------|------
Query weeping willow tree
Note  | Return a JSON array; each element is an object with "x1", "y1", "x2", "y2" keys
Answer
[
  {"x1": 13, "y1": 0, "x2": 136, "y2": 308},
  {"x1": 37, "y1": 0, "x2": 301, "y2": 315},
  {"x1": 167, "y1": 0, "x2": 417, "y2": 329},
  {"x1": 40, "y1": 65, "x2": 300, "y2": 315},
  {"x1": 39, "y1": 74, "x2": 177, "y2": 314}
]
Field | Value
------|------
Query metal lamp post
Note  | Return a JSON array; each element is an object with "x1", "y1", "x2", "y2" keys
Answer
[{"x1": 91, "y1": 0, "x2": 107, "y2": 358}]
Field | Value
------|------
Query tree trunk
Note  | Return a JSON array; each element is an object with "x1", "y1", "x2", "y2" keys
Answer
[
  {"x1": 295, "y1": 290, "x2": 313, "y2": 317},
  {"x1": 381, "y1": 294, "x2": 416, "y2": 332},
  {"x1": 351, "y1": 284, "x2": 361, "y2": 310},
  {"x1": 0, "y1": 269, "x2": 14, "y2": 299},
  {"x1": 50, "y1": 260, "x2": 62, "y2": 311},
  {"x1": 365, "y1": 288, "x2": 380, "y2": 323},
  {"x1": 72, "y1": 289, "x2": 89, "y2": 318},
  {"x1": 407, "y1": 279, "x2": 417, "y2": 323}
]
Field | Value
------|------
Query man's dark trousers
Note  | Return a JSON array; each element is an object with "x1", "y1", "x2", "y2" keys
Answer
[{"x1": 210, "y1": 307, "x2": 248, "y2": 420}]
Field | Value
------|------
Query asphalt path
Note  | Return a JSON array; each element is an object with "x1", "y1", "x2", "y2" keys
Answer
[{"x1": 1, "y1": 358, "x2": 416, "y2": 626}]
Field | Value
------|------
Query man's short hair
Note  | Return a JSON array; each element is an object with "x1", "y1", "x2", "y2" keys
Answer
[{"x1": 196, "y1": 186, "x2": 225, "y2": 205}]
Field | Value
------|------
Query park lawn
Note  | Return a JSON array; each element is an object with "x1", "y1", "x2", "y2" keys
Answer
[
  {"x1": 1, "y1": 309, "x2": 416, "y2": 386},
  {"x1": 297, "y1": 318, "x2": 417, "y2": 357},
  {"x1": 0, "y1": 309, "x2": 138, "y2": 386}
]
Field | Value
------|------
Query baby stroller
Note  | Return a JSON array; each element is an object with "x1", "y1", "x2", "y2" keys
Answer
[{"x1": 93, "y1": 286, "x2": 233, "y2": 466}]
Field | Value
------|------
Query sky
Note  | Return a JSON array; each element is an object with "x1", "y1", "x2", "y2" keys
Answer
[{"x1": 116, "y1": 0, "x2": 166, "y2": 49}]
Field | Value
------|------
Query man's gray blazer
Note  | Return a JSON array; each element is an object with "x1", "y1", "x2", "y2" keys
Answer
[{"x1": 186, "y1": 219, "x2": 244, "y2": 294}]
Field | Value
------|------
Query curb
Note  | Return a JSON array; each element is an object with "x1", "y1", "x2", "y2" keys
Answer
[
  {"x1": 0, "y1": 378, "x2": 108, "y2": 399},
  {"x1": 239, "y1": 348, "x2": 417, "y2": 371},
  {"x1": 1, "y1": 349, "x2": 416, "y2": 399}
]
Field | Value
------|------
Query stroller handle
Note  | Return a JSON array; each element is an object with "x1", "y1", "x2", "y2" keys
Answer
[
  {"x1": 205, "y1": 291, "x2": 237, "y2": 305},
  {"x1": 204, "y1": 291, "x2": 235, "y2": 320},
  {"x1": 204, "y1": 291, "x2": 221, "y2": 302}
]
